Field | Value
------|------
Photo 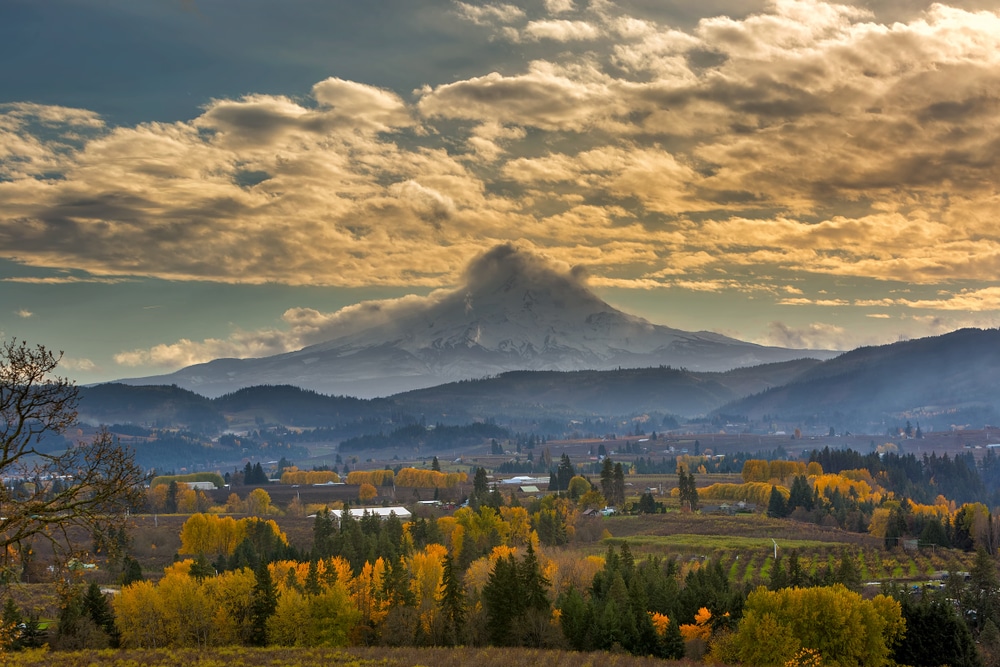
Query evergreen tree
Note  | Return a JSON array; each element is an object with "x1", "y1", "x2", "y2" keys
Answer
[
  {"x1": 438, "y1": 553, "x2": 465, "y2": 646},
  {"x1": 600, "y1": 457, "x2": 615, "y2": 504},
  {"x1": 519, "y1": 542, "x2": 550, "y2": 613},
  {"x1": 965, "y1": 547, "x2": 1000, "y2": 632},
  {"x1": 770, "y1": 555, "x2": 788, "y2": 591},
  {"x1": 557, "y1": 586, "x2": 592, "y2": 650},
  {"x1": 304, "y1": 558, "x2": 321, "y2": 595},
  {"x1": 482, "y1": 555, "x2": 521, "y2": 646},
  {"x1": 165, "y1": 480, "x2": 179, "y2": 513},
  {"x1": 18, "y1": 614, "x2": 46, "y2": 650},
  {"x1": 920, "y1": 516, "x2": 950, "y2": 548},
  {"x1": 120, "y1": 555, "x2": 143, "y2": 586},
  {"x1": 767, "y1": 485, "x2": 788, "y2": 518},
  {"x1": 82, "y1": 581, "x2": 118, "y2": 647},
  {"x1": 834, "y1": 549, "x2": 862, "y2": 592},
  {"x1": 2, "y1": 599, "x2": 20, "y2": 650},
  {"x1": 556, "y1": 454, "x2": 575, "y2": 492},
  {"x1": 249, "y1": 562, "x2": 277, "y2": 646},
  {"x1": 787, "y1": 475, "x2": 813, "y2": 512},
  {"x1": 613, "y1": 462, "x2": 626, "y2": 507},
  {"x1": 678, "y1": 469, "x2": 698, "y2": 511},
  {"x1": 473, "y1": 467, "x2": 489, "y2": 505},
  {"x1": 894, "y1": 593, "x2": 981, "y2": 667},
  {"x1": 786, "y1": 549, "x2": 804, "y2": 588},
  {"x1": 637, "y1": 491, "x2": 657, "y2": 514},
  {"x1": 662, "y1": 617, "x2": 685, "y2": 659}
]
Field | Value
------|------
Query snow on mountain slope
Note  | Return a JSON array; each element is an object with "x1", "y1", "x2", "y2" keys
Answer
[{"x1": 117, "y1": 244, "x2": 834, "y2": 397}]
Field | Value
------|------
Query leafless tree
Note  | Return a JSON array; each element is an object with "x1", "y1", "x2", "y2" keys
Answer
[{"x1": 0, "y1": 339, "x2": 145, "y2": 576}]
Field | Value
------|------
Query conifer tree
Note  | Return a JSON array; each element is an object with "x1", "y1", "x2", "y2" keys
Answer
[
  {"x1": 482, "y1": 555, "x2": 521, "y2": 646},
  {"x1": 662, "y1": 617, "x2": 685, "y2": 659},
  {"x1": 438, "y1": 553, "x2": 465, "y2": 646},
  {"x1": 767, "y1": 485, "x2": 788, "y2": 518},
  {"x1": 249, "y1": 562, "x2": 277, "y2": 646}
]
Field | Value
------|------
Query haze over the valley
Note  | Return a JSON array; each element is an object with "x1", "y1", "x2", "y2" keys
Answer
[{"x1": 2, "y1": 1, "x2": 1000, "y2": 385}]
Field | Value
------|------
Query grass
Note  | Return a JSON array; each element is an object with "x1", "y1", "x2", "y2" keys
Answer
[{"x1": 0, "y1": 646, "x2": 706, "y2": 667}]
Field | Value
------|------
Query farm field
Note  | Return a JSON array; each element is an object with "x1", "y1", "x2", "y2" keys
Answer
[{"x1": 593, "y1": 511, "x2": 974, "y2": 587}]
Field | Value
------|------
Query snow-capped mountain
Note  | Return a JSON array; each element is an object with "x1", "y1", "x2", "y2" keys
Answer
[{"x1": 117, "y1": 244, "x2": 835, "y2": 398}]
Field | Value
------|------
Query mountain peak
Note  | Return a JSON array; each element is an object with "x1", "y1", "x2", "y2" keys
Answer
[
  {"x1": 458, "y1": 243, "x2": 613, "y2": 325},
  {"x1": 116, "y1": 243, "x2": 835, "y2": 397}
]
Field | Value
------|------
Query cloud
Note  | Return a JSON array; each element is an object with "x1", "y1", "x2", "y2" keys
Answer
[
  {"x1": 452, "y1": 2, "x2": 525, "y2": 26},
  {"x1": 60, "y1": 357, "x2": 97, "y2": 372},
  {"x1": 15, "y1": 309, "x2": 32, "y2": 318},
  {"x1": 2, "y1": 0, "x2": 1000, "y2": 325},
  {"x1": 761, "y1": 321, "x2": 849, "y2": 350},
  {"x1": 544, "y1": 0, "x2": 575, "y2": 13},
  {"x1": 417, "y1": 60, "x2": 630, "y2": 131},
  {"x1": 523, "y1": 20, "x2": 601, "y2": 42},
  {"x1": 868, "y1": 286, "x2": 1000, "y2": 311}
]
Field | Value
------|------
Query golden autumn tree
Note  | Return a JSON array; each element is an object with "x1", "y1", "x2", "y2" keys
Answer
[
  {"x1": 246, "y1": 488, "x2": 272, "y2": 516},
  {"x1": 115, "y1": 580, "x2": 167, "y2": 648},
  {"x1": 358, "y1": 483, "x2": 378, "y2": 503},
  {"x1": 717, "y1": 585, "x2": 904, "y2": 667}
]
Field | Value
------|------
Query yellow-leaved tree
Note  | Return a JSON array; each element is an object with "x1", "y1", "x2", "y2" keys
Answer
[{"x1": 712, "y1": 584, "x2": 904, "y2": 667}]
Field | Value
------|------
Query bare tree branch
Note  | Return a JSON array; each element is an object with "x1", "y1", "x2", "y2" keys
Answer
[{"x1": 0, "y1": 340, "x2": 146, "y2": 574}]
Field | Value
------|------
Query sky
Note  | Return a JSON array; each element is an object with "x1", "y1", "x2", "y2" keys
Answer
[{"x1": 3, "y1": 0, "x2": 1000, "y2": 386}]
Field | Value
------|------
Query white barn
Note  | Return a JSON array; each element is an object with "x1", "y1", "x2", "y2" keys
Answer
[{"x1": 329, "y1": 506, "x2": 412, "y2": 520}]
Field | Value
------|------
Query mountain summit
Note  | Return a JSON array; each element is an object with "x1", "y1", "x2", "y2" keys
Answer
[{"x1": 118, "y1": 244, "x2": 834, "y2": 397}]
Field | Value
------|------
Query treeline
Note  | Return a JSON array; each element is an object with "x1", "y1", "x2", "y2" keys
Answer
[
  {"x1": 24, "y1": 495, "x2": 976, "y2": 667},
  {"x1": 339, "y1": 422, "x2": 510, "y2": 452},
  {"x1": 809, "y1": 446, "x2": 990, "y2": 505},
  {"x1": 633, "y1": 447, "x2": 792, "y2": 476}
]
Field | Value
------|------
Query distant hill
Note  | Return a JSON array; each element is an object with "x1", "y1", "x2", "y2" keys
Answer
[
  {"x1": 212, "y1": 385, "x2": 395, "y2": 428},
  {"x1": 717, "y1": 328, "x2": 1000, "y2": 429},
  {"x1": 390, "y1": 359, "x2": 823, "y2": 421},
  {"x1": 79, "y1": 384, "x2": 397, "y2": 432},
  {"x1": 80, "y1": 358, "x2": 822, "y2": 435},
  {"x1": 78, "y1": 384, "x2": 225, "y2": 434}
]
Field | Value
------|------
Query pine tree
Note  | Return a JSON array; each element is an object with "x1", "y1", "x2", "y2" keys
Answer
[
  {"x1": 519, "y1": 542, "x2": 550, "y2": 613},
  {"x1": 556, "y1": 454, "x2": 575, "y2": 491},
  {"x1": 482, "y1": 555, "x2": 522, "y2": 646},
  {"x1": 678, "y1": 469, "x2": 698, "y2": 511},
  {"x1": 788, "y1": 475, "x2": 813, "y2": 512},
  {"x1": 663, "y1": 617, "x2": 685, "y2": 659},
  {"x1": 835, "y1": 549, "x2": 862, "y2": 592},
  {"x1": 438, "y1": 553, "x2": 465, "y2": 646},
  {"x1": 304, "y1": 558, "x2": 321, "y2": 595},
  {"x1": 613, "y1": 462, "x2": 626, "y2": 507},
  {"x1": 82, "y1": 581, "x2": 118, "y2": 646},
  {"x1": 249, "y1": 562, "x2": 277, "y2": 646},
  {"x1": 557, "y1": 586, "x2": 592, "y2": 650},
  {"x1": 600, "y1": 457, "x2": 615, "y2": 503},
  {"x1": 767, "y1": 485, "x2": 788, "y2": 518}
]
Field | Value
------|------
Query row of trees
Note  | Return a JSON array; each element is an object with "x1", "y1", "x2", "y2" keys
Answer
[{"x1": 86, "y1": 530, "x2": 926, "y2": 667}]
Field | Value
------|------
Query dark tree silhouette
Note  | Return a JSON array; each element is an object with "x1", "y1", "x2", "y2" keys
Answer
[{"x1": 0, "y1": 339, "x2": 145, "y2": 576}]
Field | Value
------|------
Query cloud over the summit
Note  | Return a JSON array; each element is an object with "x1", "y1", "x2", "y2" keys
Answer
[{"x1": 113, "y1": 243, "x2": 580, "y2": 368}]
